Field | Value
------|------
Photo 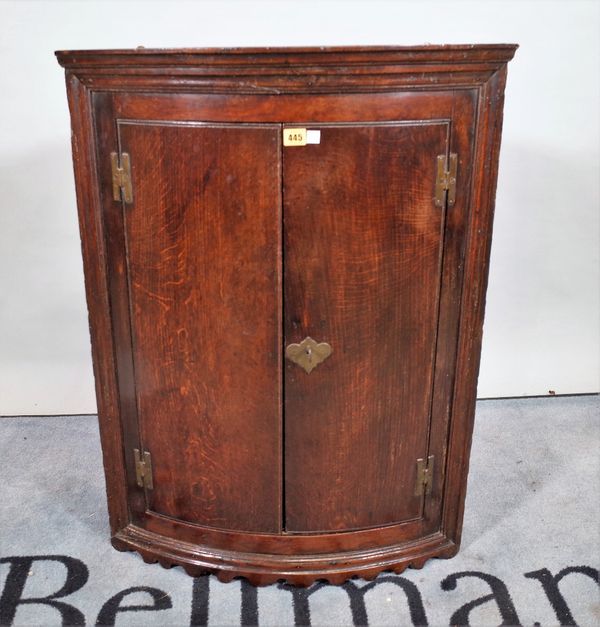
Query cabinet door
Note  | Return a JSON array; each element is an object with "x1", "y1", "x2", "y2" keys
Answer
[
  {"x1": 283, "y1": 122, "x2": 450, "y2": 532},
  {"x1": 117, "y1": 122, "x2": 282, "y2": 533}
]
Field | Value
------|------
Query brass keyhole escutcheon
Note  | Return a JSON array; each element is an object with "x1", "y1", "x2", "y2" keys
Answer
[{"x1": 285, "y1": 337, "x2": 332, "y2": 374}]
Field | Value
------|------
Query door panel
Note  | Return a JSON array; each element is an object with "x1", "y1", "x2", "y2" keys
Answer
[
  {"x1": 119, "y1": 122, "x2": 282, "y2": 532},
  {"x1": 283, "y1": 122, "x2": 449, "y2": 532}
]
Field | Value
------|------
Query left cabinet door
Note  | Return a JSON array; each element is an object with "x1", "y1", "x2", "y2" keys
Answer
[{"x1": 97, "y1": 114, "x2": 283, "y2": 533}]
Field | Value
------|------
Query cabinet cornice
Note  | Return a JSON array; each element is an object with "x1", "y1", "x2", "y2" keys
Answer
[{"x1": 56, "y1": 45, "x2": 517, "y2": 93}]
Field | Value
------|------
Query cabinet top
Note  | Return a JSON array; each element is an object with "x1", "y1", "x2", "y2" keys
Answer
[
  {"x1": 56, "y1": 44, "x2": 517, "y2": 67},
  {"x1": 56, "y1": 45, "x2": 517, "y2": 93}
]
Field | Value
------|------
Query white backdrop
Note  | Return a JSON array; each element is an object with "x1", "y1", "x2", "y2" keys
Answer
[{"x1": 0, "y1": 0, "x2": 598, "y2": 415}]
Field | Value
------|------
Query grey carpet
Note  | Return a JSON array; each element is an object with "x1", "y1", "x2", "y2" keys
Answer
[{"x1": 0, "y1": 397, "x2": 599, "y2": 626}]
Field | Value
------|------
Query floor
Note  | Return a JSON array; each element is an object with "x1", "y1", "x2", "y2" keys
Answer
[{"x1": 0, "y1": 396, "x2": 599, "y2": 626}]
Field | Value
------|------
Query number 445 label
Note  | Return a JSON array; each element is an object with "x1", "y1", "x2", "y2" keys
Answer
[{"x1": 283, "y1": 128, "x2": 321, "y2": 146}]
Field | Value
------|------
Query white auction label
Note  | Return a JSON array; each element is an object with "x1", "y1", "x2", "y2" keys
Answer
[{"x1": 306, "y1": 130, "x2": 321, "y2": 144}]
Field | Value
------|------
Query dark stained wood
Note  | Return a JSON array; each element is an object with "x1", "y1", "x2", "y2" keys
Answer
[
  {"x1": 119, "y1": 122, "x2": 282, "y2": 532},
  {"x1": 55, "y1": 45, "x2": 517, "y2": 93},
  {"x1": 422, "y1": 89, "x2": 478, "y2": 528},
  {"x1": 112, "y1": 523, "x2": 456, "y2": 586},
  {"x1": 62, "y1": 78, "x2": 130, "y2": 534},
  {"x1": 91, "y1": 92, "x2": 144, "y2": 515},
  {"x1": 111, "y1": 91, "x2": 463, "y2": 124},
  {"x1": 56, "y1": 44, "x2": 517, "y2": 586},
  {"x1": 283, "y1": 121, "x2": 450, "y2": 532},
  {"x1": 442, "y1": 65, "x2": 512, "y2": 547}
]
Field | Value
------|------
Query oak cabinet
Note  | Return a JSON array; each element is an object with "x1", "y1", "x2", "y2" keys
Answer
[{"x1": 56, "y1": 45, "x2": 516, "y2": 586}]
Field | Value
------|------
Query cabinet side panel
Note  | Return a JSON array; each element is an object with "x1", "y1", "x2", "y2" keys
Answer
[
  {"x1": 64, "y1": 78, "x2": 129, "y2": 533},
  {"x1": 442, "y1": 67, "x2": 510, "y2": 546},
  {"x1": 119, "y1": 122, "x2": 282, "y2": 533}
]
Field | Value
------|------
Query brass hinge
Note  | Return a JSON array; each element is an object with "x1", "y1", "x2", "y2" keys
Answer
[
  {"x1": 414, "y1": 455, "x2": 434, "y2": 496},
  {"x1": 134, "y1": 448, "x2": 153, "y2": 490},
  {"x1": 434, "y1": 153, "x2": 458, "y2": 208},
  {"x1": 110, "y1": 152, "x2": 133, "y2": 204}
]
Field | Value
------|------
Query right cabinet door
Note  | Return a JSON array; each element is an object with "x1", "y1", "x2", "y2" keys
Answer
[{"x1": 283, "y1": 120, "x2": 460, "y2": 533}]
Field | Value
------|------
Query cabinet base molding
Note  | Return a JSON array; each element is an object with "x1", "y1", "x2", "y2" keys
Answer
[{"x1": 111, "y1": 525, "x2": 458, "y2": 587}]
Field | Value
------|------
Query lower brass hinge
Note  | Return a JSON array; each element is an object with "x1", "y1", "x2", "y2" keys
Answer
[
  {"x1": 134, "y1": 448, "x2": 153, "y2": 490},
  {"x1": 435, "y1": 153, "x2": 458, "y2": 208},
  {"x1": 415, "y1": 455, "x2": 434, "y2": 496},
  {"x1": 110, "y1": 152, "x2": 133, "y2": 204}
]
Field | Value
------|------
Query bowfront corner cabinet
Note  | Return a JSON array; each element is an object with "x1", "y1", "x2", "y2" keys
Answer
[{"x1": 56, "y1": 45, "x2": 516, "y2": 586}]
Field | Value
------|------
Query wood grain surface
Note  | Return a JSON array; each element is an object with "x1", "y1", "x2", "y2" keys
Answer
[
  {"x1": 283, "y1": 122, "x2": 448, "y2": 532},
  {"x1": 119, "y1": 122, "x2": 282, "y2": 532}
]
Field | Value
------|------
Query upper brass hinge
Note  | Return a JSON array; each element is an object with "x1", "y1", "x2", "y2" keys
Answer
[
  {"x1": 134, "y1": 448, "x2": 153, "y2": 490},
  {"x1": 434, "y1": 153, "x2": 458, "y2": 208},
  {"x1": 414, "y1": 455, "x2": 434, "y2": 496},
  {"x1": 110, "y1": 152, "x2": 133, "y2": 204}
]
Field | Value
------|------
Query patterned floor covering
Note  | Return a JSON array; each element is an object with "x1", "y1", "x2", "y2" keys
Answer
[{"x1": 1, "y1": 396, "x2": 599, "y2": 626}]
